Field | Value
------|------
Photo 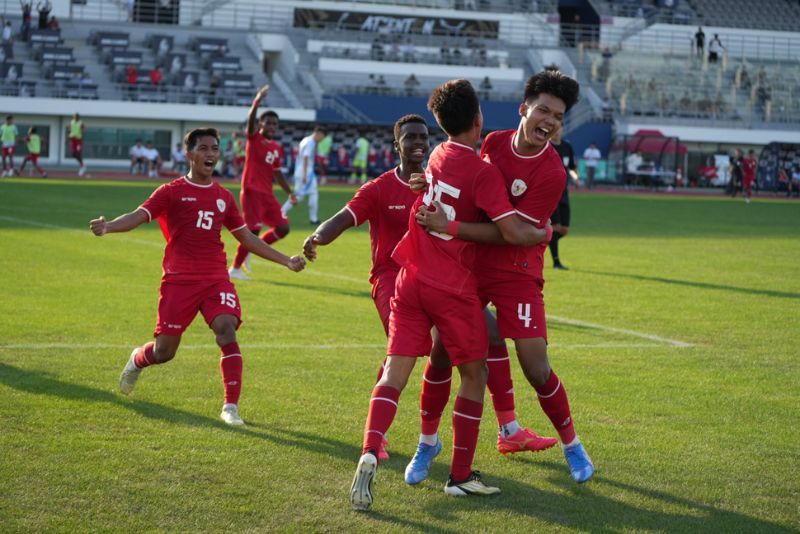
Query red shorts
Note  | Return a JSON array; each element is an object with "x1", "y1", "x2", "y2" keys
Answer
[
  {"x1": 70, "y1": 138, "x2": 82, "y2": 154},
  {"x1": 743, "y1": 177, "x2": 755, "y2": 189},
  {"x1": 240, "y1": 190, "x2": 288, "y2": 230},
  {"x1": 371, "y1": 269, "x2": 399, "y2": 335},
  {"x1": 387, "y1": 267, "x2": 482, "y2": 365},
  {"x1": 155, "y1": 279, "x2": 242, "y2": 336},
  {"x1": 25, "y1": 153, "x2": 39, "y2": 164},
  {"x1": 2, "y1": 146, "x2": 14, "y2": 156},
  {"x1": 479, "y1": 274, "x2": 547, "y2": 341}
]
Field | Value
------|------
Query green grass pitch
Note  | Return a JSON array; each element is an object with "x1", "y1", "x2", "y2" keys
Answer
[{"x1": 1, "y1": 177, "x2": 798, "y2": 532}]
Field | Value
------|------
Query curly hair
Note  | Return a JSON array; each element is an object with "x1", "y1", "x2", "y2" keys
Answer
[
  {"x1": 427, "y1": 79, "x2": 479, "y2": 137},
  {"x1": 393, "y1": 114, "x2": 427, "y2": 141},
  {"x1": 523, "y1": 70, "x2": 580, "y2": 112}
]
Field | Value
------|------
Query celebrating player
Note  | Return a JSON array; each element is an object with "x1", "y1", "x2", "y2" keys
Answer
[
  {"x1": 415, "y1": 70, "x2": 595, "y2": 484},
  {"x1": 349, "y1": 80, "x2": 551, "y2": 511},
  {"x1": 90, "y1": 127, "x2": 306, "y2": 426},
  {"x1": 229, "y1": 85, "x2": 295, "y2": 280}
]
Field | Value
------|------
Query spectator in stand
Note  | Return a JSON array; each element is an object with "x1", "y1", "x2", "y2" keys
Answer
[
  {"x1": 790, "y1": 166, "x2": 800, "y2": 198},
  {"x1": 171, "y1": 142, "x2": 186, "y2": 173},
  {"x1": 47, "y1": 15, "x2": 58, "y2": 30},
  {"x1": 20, "y1": 1, "x2": 32, "y2": 42},
  {"x1": 1, "y1": 21, "x2": 13, "y2": 59},
  {"x1": 149, "y1": 66, "x2": 163, "y2": 86},
  {"x1": 582, "y1": 142, "x2": 601, "y2": 189},
  {"x1": 404, "y1": 73, "x2": 420, "y2": 96},
  {"x1": 400, "y1": 38, "x2": 415, "y2": 62},
  {"x1": 708, "y1": 34, "x2": 724, "y2": 64},
  {"x1": 129, "y1": 139, "x2": 147, "y2": 175},
  {"x1": 126, "y1": 63, "x2": 138, "y2": 100},
  {"x1": 694, "y1": 26, "x2": 705, "y2": 58},
  {"x1": 479, "y1": 76, "x2": 492, "y2": 99},
  {"x1": 144, "y1": 141, "x2": 162, "y2": 178},
  {"x1": 209, "y1": 75, "x2": 221, "y2": 105},
  {"x1": 440, "y1": 43, "x2": 450, "y2": 64},
  {"x1": 36, "y1": 0, "x2": 51, "y2": 30},
  {"x1": 463, "y1": 0, "x2": 477, "y2": 9}
]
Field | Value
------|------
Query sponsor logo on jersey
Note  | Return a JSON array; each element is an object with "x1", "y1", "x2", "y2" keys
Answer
[
  {"x1": 216, "y1": 199, "x2": 226, "y2": 212},
  {"x1": 511, "y1": 179, "x2": 527, "y2": 197},
  {"x1": 181, "y1": 197, "x2": 197, "y2": 202},
  {"x1": 388, "y1": 205, "x2": 406, "y2": 210}
]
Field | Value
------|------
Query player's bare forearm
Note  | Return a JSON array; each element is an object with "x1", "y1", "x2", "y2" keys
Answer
[
  {"x1": 303, "y1": 210, "x2": 353, "y2": 261},
  {"x1": 234, "y1": 227, "x2": 306, "y2": 271},
  {"x1": 416, "y1": 202, "x2": 548, "y2": 246},
  {"x1": 89, "y1": 209, "x2": 149, "y2": 236},
  {"x1": 246, "y1": 85, "x2": 269, "y2": 136},
  {"x1": 274, "y1": 170, "x2": 292, "y2": 196}
]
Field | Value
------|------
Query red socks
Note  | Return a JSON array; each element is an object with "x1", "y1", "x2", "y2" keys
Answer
[
  {"x1": 220, "y1": 342, "x2": 243, "y2": 405},
  {"x1": 259, "y1": 227, "x2": 284, "y2": 245},
  {"x1": 133, "y1": 341, "x2": 155, "y2": 368},
  {"x1": 486, "y1": 343, "x2": 516, "y2": 425},
  {"x1": 419, "y1": 361, "x2": 453, "y2": 435},
  {"x1": 535, "y1": 370, "x2": 576, "y2": 444},
  {"x1": 451, "y1": 396, "x2": 483, "y2": 481},
  {"x1": 362, "y1": 385, "x2": 400, "y2": 456}
]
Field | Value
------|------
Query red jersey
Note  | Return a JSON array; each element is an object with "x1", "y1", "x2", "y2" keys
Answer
[
  {"x1": 139, "y1": 177, "x2": 246, "y2": 283},
  {"x1": 392, "y1": 141, "x2": 515, "y2": 295},
  {"x1": 345, "y1": 168, "x2": 416, "y2": 284},
  {"x1": 241, "y1": 132, "x2": 283, "y2": 195},
  {"x1": 742, "y1": 157, "x2": 757, "y2": 182},
  {"x1": 475, "y1": 130, "x2": 566, "y2": 284}
]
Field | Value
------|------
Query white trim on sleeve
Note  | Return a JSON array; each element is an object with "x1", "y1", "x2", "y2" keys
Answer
[
  {"x1": 515, "y1": 210, "x2": 541, "y2": 224},
  {"x1": 230, "y1": 223, "x2": 248, "y2": 233},
  {"x1": 490, "y1": 210, "x2": 516, "y2": 222},
  {"x1": 344, "y1": 206, "x2": 359, "y2": 226},
  {"x1": 138, "y1": 206, "x2": 152, "y2": 222}
]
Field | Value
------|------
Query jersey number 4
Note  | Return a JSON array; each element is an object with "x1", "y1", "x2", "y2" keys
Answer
[
  {"x1": 518, "y1": 303, "x2": 532, "y2": 328},
  {"x1": 422, "y1": 174, "x2": 461, "y2": 241},
  {"x1": 196, "y1": 210, "x2": 214, "y2": 230}
]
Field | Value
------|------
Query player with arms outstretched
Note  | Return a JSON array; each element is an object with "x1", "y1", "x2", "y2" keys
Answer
[
  {"x1": 229, "y1": 85, "x2": 296, "y2": 280},
  {"x1": 416, "y1": 70, "x2": 595, "y2": 484},
  {"x1": 90, "y1": 127, "x2": 306, "y2": 426},
  {"x1": 349, "y1": 80, "x2": 551, "y2": 511}
]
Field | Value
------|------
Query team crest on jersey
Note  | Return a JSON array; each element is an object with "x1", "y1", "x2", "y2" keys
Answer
[
  {"x1": 511, "y1": 179, "x2": 527, "y2": 196},
  {"x1": 216, "y1": 199, "x2": 226, "y2": 212}
]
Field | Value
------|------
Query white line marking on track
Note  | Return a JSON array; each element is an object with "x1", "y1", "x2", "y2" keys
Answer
[{"x1": 2, "y1": 214, "x2": 693, "y2": 349}]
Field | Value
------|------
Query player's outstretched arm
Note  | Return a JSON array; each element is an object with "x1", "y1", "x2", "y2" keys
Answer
[
  {"x1": 233, "y1": 226, "x2": 305, "y2": 272},
  {"x1": 89, "y1": 209, "x2": 149, "y2": 236},
  {"x1": 303, "y1": 209, "x2": 354, "y2": 261},
  {"x1": 246, "y1": 84, "x2": 270, "y2": 136},
  {"x1": 274, "y1": 169, "x2": 295, "y2": 202},
  {"x1": 416, "y1": 202, "x2": 550, "y2": 246}
]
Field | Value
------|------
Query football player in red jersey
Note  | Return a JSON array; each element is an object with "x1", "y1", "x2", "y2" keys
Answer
[
  {"x1": 349, "y1": 80, "x2": 551, "y2": 511},
  {"x1": 229, "y1": 85, "x2": 296, "y2": 280},
  {"x1": 416, "y1": 70, "x2": 595, "y2": 484},
  {"x1": 90, "y1": 127, "x2": 305, "y2": 426}
]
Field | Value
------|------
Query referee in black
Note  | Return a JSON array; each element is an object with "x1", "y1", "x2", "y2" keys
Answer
[{"x1": 549, "y1": 127, "x2": 581, "y2": 270}]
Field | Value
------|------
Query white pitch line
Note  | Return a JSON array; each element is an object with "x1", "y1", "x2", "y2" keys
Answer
[
  {"x1": 2, "y1": 214, "x2": 693, "y2": 348},
  {"x1": 548, "y1": 314, "x2": 693, "y2": 348}
]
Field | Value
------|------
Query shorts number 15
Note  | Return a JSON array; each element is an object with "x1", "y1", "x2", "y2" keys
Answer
[{"x1": 422, "y1": 173, "x2": 461, "y2": 241}]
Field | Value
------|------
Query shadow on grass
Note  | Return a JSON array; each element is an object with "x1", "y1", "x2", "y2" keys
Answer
[
  {"x1": 576, "y1": 268, "x2": 800, "y2": 300},
  {"x1": 0, "y1": 363, "x2": 791, "y2": 532}
]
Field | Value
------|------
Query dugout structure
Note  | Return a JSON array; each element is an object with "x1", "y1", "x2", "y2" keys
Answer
[
  {"x1": 607, "y1": 130, "x2": 688, "y2": 188},
  {"x1": 757, "y1": 142, "x2": 800, "y2": 193}
]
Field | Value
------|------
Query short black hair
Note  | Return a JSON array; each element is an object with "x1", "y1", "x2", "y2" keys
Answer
[
  {"x1": 184, "y1": 127, "x2": 220, "y2": 151},
  {"x1": 29, "y1": 126, "x2": 36, "y2": 133},
  {"x1": 393, "y1": 114, "x2": 427, "y2": 141},
  {"x1": 313, "y1": 125, "x2": 328, "y2": 135},
  {"x1": 523, "y1": 70, "x2": 580, "y2": 112},
  {"x1": 260, "y1": 110, "x2": 279, "y2": 122},
  {"x1": 427, "y1": 79, "x2": 479, "y2": 137}
]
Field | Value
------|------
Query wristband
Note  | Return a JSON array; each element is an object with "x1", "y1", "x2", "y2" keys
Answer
[{"x1": 446, "y1": 220, "x2": 461, "y2": 237}]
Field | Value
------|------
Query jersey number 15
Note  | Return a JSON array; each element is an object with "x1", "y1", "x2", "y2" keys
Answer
[{"x1": 422, "y1": 174, "x2": 461, "y2": 241}]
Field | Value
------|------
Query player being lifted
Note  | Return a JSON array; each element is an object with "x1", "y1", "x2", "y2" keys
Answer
[
  {"x1": 229, "y1": 85, "x2": 296, "y2": 280},
  {"x1": 349, "y1": 80, "x2": 551, "y2": 511},
  {"x1": 415, "y1": 70, "x2": 594, "y2": 484},
  {"x1": 90, "y1": 127, "x2": 306, "y2": 426}
]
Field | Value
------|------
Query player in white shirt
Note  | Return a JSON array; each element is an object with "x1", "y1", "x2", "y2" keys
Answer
[
  {"x1": 143, "y1": 141, "x2": 162, "y2": 178},
  {"x1": 282, "y1": 126, "x2": 327, "y2": 224},
  {"x1": 581, "y1": 142, "x2": 601, "y2": 189},
  {"x1": 129, "y1": 139, "x2": 147, "y2": 175}
]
